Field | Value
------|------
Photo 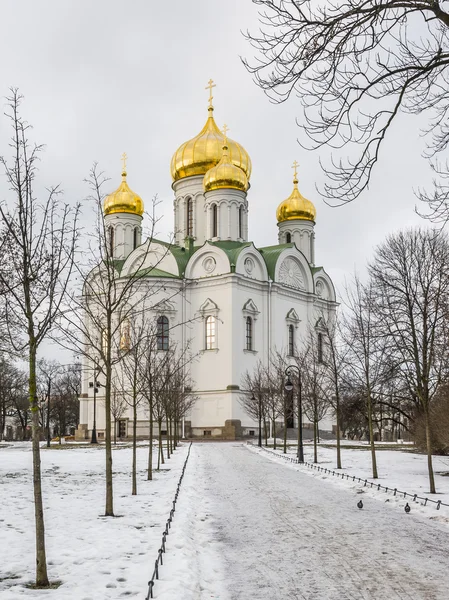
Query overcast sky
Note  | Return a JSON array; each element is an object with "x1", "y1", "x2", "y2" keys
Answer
[{"x1": 0, "y1": 0, "x2": 431, "y2": 302}]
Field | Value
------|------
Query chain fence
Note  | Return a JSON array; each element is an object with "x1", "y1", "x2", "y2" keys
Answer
[
  {"x1": 144, "y1": 441, "x2": 192, "y2": 599},
  {"x1": 252, "y1": 443, "x2": 449, "y2": 511}
]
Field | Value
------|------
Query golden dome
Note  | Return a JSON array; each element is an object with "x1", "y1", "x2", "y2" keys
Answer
[
  {"x1": 276, "y1": 166, "x2": 316, "y2": 223},
  {"x1": 203, "y1": 136, "x2": 249, "y2": 192},
  {"x1": 104, "y1": 167, "x2": 144, "y2": 217},
  {"x1": 170, "y1": 106, "x2": 252, "y2": 182}
]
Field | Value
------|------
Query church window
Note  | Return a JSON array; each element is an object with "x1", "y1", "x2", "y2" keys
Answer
[
  {"x1": 157, "y1": 316, "x2": 169, "y2": 351},
  {"x1": 246, "y1": 317, "x2": 253, "y2": 351},
  {"x1": 239, "y1": 206, "x2": 243, "y2": 239},
  {"x1": 318, "y1": 332, "x2": 324, "y2": 364},
  {"x1": 133, "y1": 227, "x2": 138, "y2": 250},
  {"x1": 120, "y1": 319, "x2": 131, "y2": 351},
  {"x1": 109, "y1": 226, "x2": 114, "y2": 255},
  {"x1": 205, "y1": 315, "x2": 216, "y2": 350},
  {"x1": 288, "y1": 325, "x2": 295, "y2": 356},
  {"x1": 186, "y1": 198, "x2": 193, "y2": 237},
  {"x1": 286, "y1": 233, "x2": 291, "y2": 244},
  {"x1": 212, "y1": 204, "x2": 218, "y2": 238}
]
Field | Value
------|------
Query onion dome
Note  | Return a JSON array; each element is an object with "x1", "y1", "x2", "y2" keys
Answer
[
  {"x1": 276, "y1": 162, "x2": 316, "y2": 223},
  {"x1": 104, "y1": 155, "x2": 144, "y2": 217},
  {"x1": 170, "y1": 80, "x2": 252, "y2": 182},
  {"x1": 203, "y1": 127, "x2": 249, "y2": 193}
]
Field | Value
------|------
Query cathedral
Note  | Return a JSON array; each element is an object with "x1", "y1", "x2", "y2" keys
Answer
[{"x1": 76, "y1": 83, "x2": 337, "y2": 440}]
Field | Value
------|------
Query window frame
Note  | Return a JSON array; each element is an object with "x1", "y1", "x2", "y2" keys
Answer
[
  {"x1": 288, "y1": 324, "x2": 295, "y2": 357},
  {"x1": 245, "y1": 316, "x2": 253, "y2": 351},
  {"x1": 205, "y1": 315, "x2": 216, "y2": 350},
  {"x1": 186, "y1": 197, "x2": 193, "y2": 237},
  {"x1": 157, "y1": 315, "x2": 169, "y2": 351}
]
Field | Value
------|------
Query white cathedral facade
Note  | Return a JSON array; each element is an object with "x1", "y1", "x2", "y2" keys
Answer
[{"x1": 76, "y1": 87, "x2": 337, "y2": 441}]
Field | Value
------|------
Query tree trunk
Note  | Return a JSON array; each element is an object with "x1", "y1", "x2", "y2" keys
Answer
[
  {"x1": 30, "y1": 343, "x2": 49, "y2": 587},
  {"x1": 367, "y1": 391, "x2": 378, "y2": 479},
  {"x1": 272, "y1": 412, "x2": 276, "y2": 450},
  {"x1": 424, "y1": 404, "x2": 436, "y2": 493},
  {"x1": 147, "y1": 414, "x2": 153, "y2": 481},
  {"x1": 132, "y1": 396, "x2": 137, "y2": 496},
  {"x1": 264, "y1": 418, "x2": 268, "y2": 446},
  {"x1": 313, "y1": 419, "x2": 318, "y2": 463},
  {"x1": 166, "y1": 416, "x2": 171, "y2": 460},
  {"x1": 104, "y1": 359, "x2": 114, "y2": 516},
  {"x1": 335, "y1": 391, "x2": 342, "y2": 469}
]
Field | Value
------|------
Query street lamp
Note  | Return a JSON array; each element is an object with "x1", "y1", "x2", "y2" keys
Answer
[
  {"x1": 89, "y1": 368, "x2": 101, "y2": 444},
  {"x1": 252, "y1": 393, "x2": 262, "y2": 447},
  {"x1": 284, "y1": 365, "x2": 303, "y2": 462}
]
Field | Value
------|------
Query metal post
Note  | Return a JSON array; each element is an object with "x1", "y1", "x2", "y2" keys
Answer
[
  {"x1": 46, "y1": 378, "x2": 51, "y2": 448},
  {"x1": 258, "y1": 395, "x2": 262, "y2": 448},
  {"x1": 90, "y1": 367, "x2": 99, "y2": 444},
  {"x1": 285, "y1": 365, "x2": 303, "y2": 462}
]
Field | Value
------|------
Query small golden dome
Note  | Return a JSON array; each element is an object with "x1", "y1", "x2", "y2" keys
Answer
[
  {"x1": 203, "y1": 136, "x2": 249, "y2": 192},
  {"x1": 170, "y1": 106, "x2": 252, "y2": 182},
  {"x1": 276, "y1": 166, "x2": 316, "y2": 223},
  {"x1": 104, "y1": 168, "x2": 144, "y2": 217}
]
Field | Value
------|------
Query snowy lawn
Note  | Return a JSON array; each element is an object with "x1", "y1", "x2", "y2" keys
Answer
[
  {"x1": 249, "y1": 440, "x2": 449, "y2": 523},
  {"x1": 0, "y1": 441, "x2": 195, "y2": 599}
]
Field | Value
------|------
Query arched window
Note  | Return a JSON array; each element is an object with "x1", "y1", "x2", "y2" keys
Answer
[
  {"x1": 286, "y1": 233, "x2": 291, "y2": 244},
  {"x1": 288, "y1": 324, "x2": 295, "y2": 356},
  {"x1": 239, "y1": 206, "x2": 243, "y2": 239},
  {"x1": 133, "y1": 227, "x2": 138, "y2": 250},
  {"x1": 186, "y1": 198, "x2": 193, "y2": 237},
  {"x1": 318, "y1": 332, "x2": 323, "y2": 364},
  {"x1": 205, "y1": 315, "x2": 216, "y2": 350},
  {"x1": 120, "y1": 319, "x2": 130, "y2": 351},
  {"x1": 109, "y1": 226, "x2": 114, "y2": 255},
  {"x1": 212, "y1": 204, "x2": 218, "y2": 238},
  {"x1": 157, "y1": 316, "x2": 169, "y2": 351},
  {"x1": 246, "y1": 317, "x2": 253, "y2": 351}
]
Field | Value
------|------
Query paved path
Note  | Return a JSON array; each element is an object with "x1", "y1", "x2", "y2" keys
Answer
[{"x1": 188, "y1": 443, "x2": 449, "y2": 600}]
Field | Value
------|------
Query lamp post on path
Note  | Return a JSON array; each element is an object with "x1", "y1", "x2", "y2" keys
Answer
[
  {"x1": 89, "y1": 366, "x2": 101, "y2": 444},
  {"x1": 284, "y1": 365, "x2": 303, "y2": 462}
]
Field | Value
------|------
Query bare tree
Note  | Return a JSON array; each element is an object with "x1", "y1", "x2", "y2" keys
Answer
[
  {"x1": 240, "y1": 360, "x2": 271, "y2": 447},
  {"x1": 244, "y1": 1, "x2": 449, "y2": 215},
  {"x1": 0, "y1": 90, "x2": 79, "y2": 587},
  {"x1": 298, "y1": 329, "x2": 329, "y2": 463},
  {"x1": 61, "y1": 165, "x2": 172, "y2": 517},
  {"x1": 369, "y1": 227, "x2": 449, "y2": 493},
  {"x1": 0, "y1": 355, "x2": 26, "y2": 440}
]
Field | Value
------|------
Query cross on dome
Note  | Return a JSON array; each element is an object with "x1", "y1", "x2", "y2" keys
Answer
[
  {"x1": 222, "y1": 123, "x2": 229, "y2": 145},
  {"x1": 292, "y1": 160, "x2": 299, "y2": 182},
  {"x1": 205, "y1": 79, "x2": 216, "y2": 109},
  {"x1": 121, "y1": 152, "x2": 128, "y2": 175}
]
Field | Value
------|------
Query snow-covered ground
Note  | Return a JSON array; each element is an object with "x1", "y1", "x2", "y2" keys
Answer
[{"x1": 1, "y1": 441, "x2": 449, "y2": 599}]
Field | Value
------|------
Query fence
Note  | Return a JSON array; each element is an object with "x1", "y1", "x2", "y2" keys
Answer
[
  {"x1": 144, "y1": 441, "x2": 192, "y2": 599},
  {"x1": 253, "y1": 443, "x2": 449, "y2": 511}
]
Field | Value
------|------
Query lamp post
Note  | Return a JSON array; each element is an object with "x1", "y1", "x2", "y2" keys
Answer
[
  {"x1": 89, "y1": 367, "x2": 101, "y2": 444},
  {"x1": 285, "y1": 365, "x2": 303, "y2": 462}
]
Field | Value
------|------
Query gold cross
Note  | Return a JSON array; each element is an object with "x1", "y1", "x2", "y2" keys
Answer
[
  {"x1": 222, "y1": 123, "x2": 229, "y2": 143},
  {"x1": 205, "y1": 79, "x2": 216, "y2": 108},
  {"x1": 292, "y1": 160, "x2": 299, "y2": 180},
  {"x1": 121, "y1": 152, "x2": 128, "y2": 173}
]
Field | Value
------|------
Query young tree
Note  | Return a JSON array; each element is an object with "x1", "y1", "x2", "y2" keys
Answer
[
  {"x1": 0, "y1": 90, "x2": 79, "y2": 586},
  {"x1": 240, "y1": 360, "x2": 271, "y2": 447},
  {"x1": 369, "y1": 227, "x2": 449, "y2": 493},
  {"x1": 244, "y1": 1, "x2": 449, "y2": 216}
]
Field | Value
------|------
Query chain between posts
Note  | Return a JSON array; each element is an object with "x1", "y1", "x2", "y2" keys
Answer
[
  {"x1": 144, "y1": 442, "x2": 192, "y2": 600},
  {"x1": 252, "y1": 443, "x2": 448, "y2": 511}
]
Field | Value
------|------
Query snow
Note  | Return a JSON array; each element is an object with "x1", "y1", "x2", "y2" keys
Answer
[{"x1": 1, "y1": 440, "x2": 449, "y2": 599}]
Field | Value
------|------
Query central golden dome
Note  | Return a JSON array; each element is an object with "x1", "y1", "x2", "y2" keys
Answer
[
  {"x1": 104, "y1": 167, "x2": 144, "y2": 217},
  {"x1": 170, "y1": 106, "x2": 252, "y2": 183},
  {"x1": 276, "y1": 167, "x2": 316, "y2": 223}
]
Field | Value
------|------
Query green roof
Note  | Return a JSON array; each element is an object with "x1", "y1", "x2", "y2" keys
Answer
[
  {"x1": 131, "y1": 266, "x2": 178, "y2": 279},
  {"x1": 152, "y1": 238, "x2": 191, "y2": 277},
  {"x1": 258, "y1": 243, "x2": 292, "y2": 280},
  {"x1": 208, "y1": 240, "x2": 252, "y2": 269}
]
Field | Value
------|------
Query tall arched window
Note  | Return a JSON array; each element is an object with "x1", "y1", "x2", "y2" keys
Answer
[
  {"x1": 205, "y1": 315, "x2": 216, "y2": 350},
  {"x1": 186, "y1": 198, "x2": 193, "y2": 237},
  {"x1": 157, "y1": 316, "x2": 169, "y2": 351},
  {"x1": 286, "y1": 233, "x2": 291, "y2": 244},
  {"x1": 245, "y1": 317, "x2": 253, "y2": 351},
  {"x1": 318, "y1": 332, "x2": 323, "y2": 364},
  {"x1": 288, "y1": 324, "x2": 295, "y2": 356},
  {"x1": 212, "y1": 204, "x2": 218, "y2": 238},
  {"x1": 120, "y1": 319, "x2": 130, "y2": 351},
  {"x1": 239, "y1": 206, "x2": 243, "y2": 239},
  {"x1": 133, "y1": 227, "x2": 138, "y2": 250},
  {"x1": 109, "y1": 226, "x2": 114, "y2": 255}
]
